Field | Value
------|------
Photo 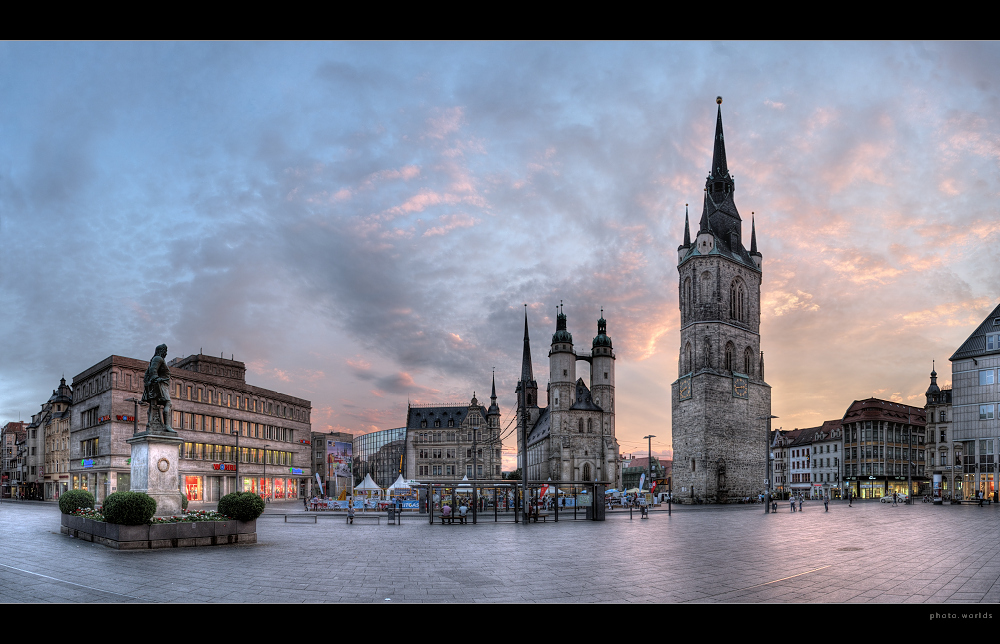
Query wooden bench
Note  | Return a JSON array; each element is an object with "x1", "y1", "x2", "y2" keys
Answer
[
  {"x1": 527, "y1": 511, "x2": 550, "y2": 522},
  {"x1": 438, "y1": 514, "x2": 469, "y2": 524}
]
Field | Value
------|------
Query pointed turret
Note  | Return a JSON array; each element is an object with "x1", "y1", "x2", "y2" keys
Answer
[
  {"x1": 516, "y1": 306, "x2": 538, "y2": 409},
  {"x1": 488, "y1": 370, "x2": 500, "y2": 416},
  {"x1": 677, "y1": 204, "x2": 692, "y2": 264},
  {"x1": 521, "y1": 308, "x2": 534, "y2": 383},
  {"x1": 749, "y1": 214, "x2": 762, "y2": 269}
]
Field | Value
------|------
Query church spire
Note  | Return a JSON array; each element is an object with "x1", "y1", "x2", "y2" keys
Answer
[
  {"x1": 683, "y1": 204, "x2": 691, "y2": 247},
  {"x1": 711, "y1": 96, "x2": 729, "y2": 180},
  {"x1": 521, "y1": 305, "x2": 533, "y2": 383},
  {"x1": 750, "y1": 214, "x2": 758, "y2": 254}
]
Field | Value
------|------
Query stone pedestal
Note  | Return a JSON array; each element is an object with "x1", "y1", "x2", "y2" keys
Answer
[{"x1": 127, "y1": 431, "x2": 184, "y2": 517}]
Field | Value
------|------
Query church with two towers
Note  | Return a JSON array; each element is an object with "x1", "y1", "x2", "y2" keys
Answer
[
  {"x1": 517, "y1": 307, "x2": 620, "y2": 485},
  {"x1": 671, "y1": 98, "x2": 772, "y2": 503}
]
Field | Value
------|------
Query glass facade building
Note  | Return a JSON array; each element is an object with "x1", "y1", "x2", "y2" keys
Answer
[{"x1": 353, "y1": 427, "x2": 407, "y2": 488}]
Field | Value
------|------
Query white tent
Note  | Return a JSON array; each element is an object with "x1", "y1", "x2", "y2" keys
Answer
[
  {"x1": 354, "y1": 474, "x2": 384, "y2": 498},
  {"x1": 386, "y1": 474, "x2": 411, "y2": 495},
  {"x1": 457, "y1": 475, "x2": 473, "y2": 490}
]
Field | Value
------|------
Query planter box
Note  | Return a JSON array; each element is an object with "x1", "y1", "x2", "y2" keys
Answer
[{"x1": 59, "y1": 518, "x2": 254, "y2": 550}]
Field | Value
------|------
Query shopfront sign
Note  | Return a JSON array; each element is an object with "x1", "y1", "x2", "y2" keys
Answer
[
  {"x1": 212, "y1": 463, "x2": 236, "y2": 471},
  {"x1": 97, "y1": 415, "x2": 112, "y2": 424},
  {"x1": 116, "y1": 415, "x2": 135, "y2": 422},
  {"x1": 81, "y1": 459, "x2": 94, "y2": 468},
  {"x1": 288, "y1": 468, "x2": 303, "y2": 475}
]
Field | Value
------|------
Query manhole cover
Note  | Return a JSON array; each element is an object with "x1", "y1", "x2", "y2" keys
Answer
[{"x1": 837, "y1": 547, "x2": 863, "y2": 551}]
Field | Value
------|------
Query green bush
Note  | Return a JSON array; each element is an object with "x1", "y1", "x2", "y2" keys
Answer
[
  {"x1": 58, "y1": 489, "x2": 95, "y2": 514},
  {"x1": 181, "y1": 494, "x2": 189, "y2": 511},
  {"x1": 102, "y1": 491, "x2": 157, "y2": 525},
  {"x1": 217, "y1": 492, "x2": 265, "y2": 521}
]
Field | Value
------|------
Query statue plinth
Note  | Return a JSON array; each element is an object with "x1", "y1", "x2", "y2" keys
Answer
[{"x1": 127, "y1": 430, "x2": 184, "y2": 517}]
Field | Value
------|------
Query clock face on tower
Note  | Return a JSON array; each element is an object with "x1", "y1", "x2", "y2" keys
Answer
[
  {"x1": 679, "y1": 376, "x2": 692, "y2": 401},
  {"x1": 732, "y1": 375, "x2": 749, "y2": 399}
]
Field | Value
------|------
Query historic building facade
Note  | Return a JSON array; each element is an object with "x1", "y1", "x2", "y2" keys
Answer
[
  {"x1": 406, "y1": 383, "x2": 503, "y2": 482},
  {"x1": 31, "y1": 378, "x2": 73, "y2": 500},
  {"x1": 924, "y1": 364, "x2": 957, "y2": 499},
  {"x1": 672, "y1": 98, "x2": 772, "y2": 503},
  {"x1": 949, "y1": 302, "x2": 1000, "y2": 501},
  {"x1": 517, "y1": 307, "x2": 620, "y2": 485},
  {"x1": 69, "y1": 352, "x2": 312, "y2": 504}
]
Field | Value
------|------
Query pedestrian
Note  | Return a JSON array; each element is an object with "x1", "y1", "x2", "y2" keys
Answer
[
  {"x1": 824, "y1": 493, "x2": 829, "y2": 512},
  {"x1": 979, "y1": 490, "x2": 984, "y2": 507},
  {"x1": 848, "y1": 490, "x2": 853, "y2": 507},
  {"x1": 347, "y1": 504, "x2": 355, "y2": 525},
  {"x1": 790, "y1": 496, "x2": 795, "y2": 513},
  {"x1": 772, "y1": 499, "x2": 777, "y2": 513},
  {"x1": 798, "y1": 494, "x2": 803, "y2": 512}
]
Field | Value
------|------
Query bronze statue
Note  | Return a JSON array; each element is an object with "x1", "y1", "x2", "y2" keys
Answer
[{"x1": 142, "y1": 344, "x2": 175, "y2": 433}]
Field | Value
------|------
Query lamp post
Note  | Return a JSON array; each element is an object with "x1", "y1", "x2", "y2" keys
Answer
[
  {"x1": 231, "y1": 425, "x2": 241, "y2": 493},
  {"x1": 124, "y1": 397, "x2": 147, "y2": 436},
  {"x1": 643, "y1": 435, "x2": 655, "y2": 509},
  {"x1": 760, "y1": 415, "x2": 778, "y2": 514},
  {"x1": 264, "y1": 444, "x2": 269, "y2": 502}
]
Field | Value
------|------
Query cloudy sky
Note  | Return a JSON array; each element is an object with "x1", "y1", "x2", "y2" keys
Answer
[{"x1": 3, "y1": 42, "x2": 1000, "y2": 468}]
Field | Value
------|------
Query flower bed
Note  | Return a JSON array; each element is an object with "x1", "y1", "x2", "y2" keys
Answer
[{"x1": 60, "y1": 508, "x2": 256, "y2": 549}]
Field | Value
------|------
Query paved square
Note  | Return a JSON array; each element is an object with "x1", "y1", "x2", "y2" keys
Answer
[{"x1": 3, "y1": 499, "x2": 1000, "y2": 603}]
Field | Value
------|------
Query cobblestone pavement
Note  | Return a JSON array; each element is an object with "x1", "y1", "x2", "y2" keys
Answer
[{"x1": 3, "y1": 499, "x2": 1000, "y2": 604}]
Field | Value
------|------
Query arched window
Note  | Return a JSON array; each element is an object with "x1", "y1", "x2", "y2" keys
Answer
[
  {"x1": 582, "y1": 463, "x2": 592, "y2": 481},
  {"x1": 578, "y1": 419, "x2": 584, "y2": 433},
  {"x1": 700, "y1": 272, "x2": 712, "y2": 303},
  {"x1": 730, "y1": 278, "x2": 747, "y2": 322},
  {"x1": 684, "y1": 342, "x2": 692, "y2": 374},
  {"x1": 683, "y1": 277, "x2": 692, "y2": 319},
  {"x1": 587, "y1": 418, "x2": 593, "y2": 433},
  {"x1": 725, "y1": 342, "x2": 735, "y2": 372},
  {"x1": 744, "y1": 347, "x2": 753, "y2": 376}
]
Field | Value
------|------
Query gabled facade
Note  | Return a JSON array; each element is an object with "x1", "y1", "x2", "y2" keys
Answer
[
  {"x1": 948, "y1": 302, "x2": 1000, "y2": 500},
  {"x1": 841, "y1": 398, "x2": 927, "y2": 499},
  {"x1": 672, "y1": 98, "x2": 772, "y2": 503}
]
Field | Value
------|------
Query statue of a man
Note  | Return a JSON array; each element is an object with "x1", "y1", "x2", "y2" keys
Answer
[{"x1": 142, "y1": 344, "x2": 175, "y2": 433}]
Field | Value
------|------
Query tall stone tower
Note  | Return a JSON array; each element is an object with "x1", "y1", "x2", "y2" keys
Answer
[{"x1": 671, "y1": 97, "x2": 772, "y2": 503}]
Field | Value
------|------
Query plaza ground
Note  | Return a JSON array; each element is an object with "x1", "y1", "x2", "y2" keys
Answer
[{"x1": 2, "y1": 498, "x2": 1000, "y2": 605}]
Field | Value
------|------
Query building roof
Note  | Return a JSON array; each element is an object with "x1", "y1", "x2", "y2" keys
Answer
[
  {"x1": 526, "y1": 407, "x2": 550, "y2": 448},
  {"x1": 406, "y1": 404, "x2": 486, "y2": 430},
  {"x1": 842, "y1": 398, "x2": 926, "y2": 426},
  {"x1": 950, "y1": 301, "x2": 1000, "y2": 361}
]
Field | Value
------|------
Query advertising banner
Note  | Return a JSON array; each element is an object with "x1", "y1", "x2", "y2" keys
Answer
[
  {"x1": 402, "y1": 500, "x2": 419, "y2": 510},
  {"x1": 328, "y1": 441, "x2": 353, "y2": 479}
]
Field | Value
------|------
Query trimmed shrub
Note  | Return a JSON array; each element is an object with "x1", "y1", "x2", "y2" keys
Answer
[
  {"x1": 181, "y1": 494, "x2": 189, "y2": 511},
  {"x1": 102, "y1": 491, "x2": 157, "y2": 525},
  {"x1": 217, "y1": 492, "x2": 265, "y2": 521},
  {"x1": 58, "y1": 489, "x2": 95, "y2": 515}
]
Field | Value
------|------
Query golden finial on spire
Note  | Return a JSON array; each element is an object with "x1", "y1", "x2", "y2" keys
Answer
[{"x1": 717, "y1": 96, "x2": 723, "y2": 104}]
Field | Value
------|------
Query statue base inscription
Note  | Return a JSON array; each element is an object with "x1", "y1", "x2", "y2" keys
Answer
[{"x1": 127, "y1": 432, "x2": 184, "y2": 517}]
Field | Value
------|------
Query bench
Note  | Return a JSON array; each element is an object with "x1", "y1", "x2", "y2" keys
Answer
[
  {"x1": 285, "y1": 515, "x2": 318, "y2": 524},
  {"x1": 347, "y1": 514, "x2": 381, "y2": 524},
  {"x1": 438, "y1": 514, "x2": 469, "y2": 524},
  {"x1": 527, "y1": 511, "x2": 550, "y2": 522}
]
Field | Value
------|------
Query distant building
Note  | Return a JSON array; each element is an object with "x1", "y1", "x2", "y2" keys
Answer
[
  {"x1": 70, "y1": 352, "x2": 312, "y2": 504},
  {"x1": 355, "y1": 426, "x2": 407, "y2": 488},
  {"x1": 924, "y1": 363, "x2": 956, "y2": 500},
  {"x1": 621, "y1": 456, "x2": 670, "y2": 493},
  {"x1": 1, "y1": 421, "x2": 27, "y2": 499},
  {"x1": 31, "y1": 378, "x2": 73, "y2": 500},
  {"x1": 949, "y1": 302, "x2": 1000, "y2": 501},
  {"x1": 407, "y1": 382, "x2": 503, "y2": 483},
  {"x1": 841, "y1": 398, "x2": 926, "y2": 499}
]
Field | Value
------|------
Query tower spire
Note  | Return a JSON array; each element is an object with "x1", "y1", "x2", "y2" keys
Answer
[
  {"x1": 750, "y1": 214, "x2": 758, "y2": 254},
  {"x1": 683, "y1": 204, "x2": 691, "y2": 247},
  {"x1": 711, "y1": 96, "x2": 729, "y2": 180},
  {"x1": 521, "y1": 305, "x2": 533, "y2": 383}
]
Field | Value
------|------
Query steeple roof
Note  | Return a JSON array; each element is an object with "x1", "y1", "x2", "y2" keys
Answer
[
  {"x1": 711, "y1": 100, "x2": 729, "y2": 180},
  {"x1": 521, "y1": 307, "x2": 534, "y2": 383}
]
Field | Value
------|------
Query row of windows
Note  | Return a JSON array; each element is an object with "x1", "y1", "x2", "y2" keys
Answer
[
  {"x1": 417, "y1": 448, "x2": 499, "y2": 459},
  {"x1": 180, "y1": 442, "x2": 292, "y2": 465},
  {"x1": 847, "y1": 463, "x2": 924, "y2": 476},
  {"x1": 844, "y1": 421, "x2": 924, "y2": 445},
  {"x1": 172, "y1": 383, "x2": 307, "y2": 422},
  {"x1": 846, "y1": 446, "x2": 924, "y2": 460},
  {"x1": 416, "y1": 430, "x2": 495, "y2": 443},
  {"x1": 170, "y1": 412, "x2": 293, "y2": 442},
  {"x1": 681, "y1": 274, "x2": 752, "y2": 324}
]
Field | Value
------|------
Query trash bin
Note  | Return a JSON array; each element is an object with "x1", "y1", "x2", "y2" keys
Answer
[{"x1": 387, "y1": 507, "x2": 395, "y2": 523}]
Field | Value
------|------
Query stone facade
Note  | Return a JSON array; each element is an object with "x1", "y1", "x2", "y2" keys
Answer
[
  {"x1": 671, "y1": 99, "x2": 771, "y2": 503},
  {"x1": 518, "y1": 308, "x2": 620, "y2": 486},
  {"x1": 924, "y1": 365, "x2": 956, "y2": 499},
  {"x1": 407, "y1": 388, "x2": 502, "y2": 482},
  {"x1": 69, "y1": 352, "x2": 312, "y2": 505}
]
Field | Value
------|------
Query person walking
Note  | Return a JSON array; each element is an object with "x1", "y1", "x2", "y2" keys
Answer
[
  {"x1": 848, "y1": 489, "x2": 853, "y2": 507},
  {"x1": 790, "y1": 496, "x2": 795, "y2": 513},
  {"x1": 824, "y1": 492, "x2": 829, "y2": 512},
  {"x1": 347, "y1": 504, "x2": 355, "y2": 525},
  {"x1": 798, "y1": 494, "x2": 803, "y2": 512}
]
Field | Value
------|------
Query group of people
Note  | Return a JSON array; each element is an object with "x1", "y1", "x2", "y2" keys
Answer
[{"x1": 440, "y1": 500, "x2": 470, "y2": 522}]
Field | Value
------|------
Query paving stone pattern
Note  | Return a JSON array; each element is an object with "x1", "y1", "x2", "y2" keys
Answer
[{"x1": 2, "y1": 499, "x2": 1000, "y2": 603}]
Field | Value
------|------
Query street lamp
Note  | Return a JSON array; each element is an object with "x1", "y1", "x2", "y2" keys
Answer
[
  {"x1": 263, "y1": 444, "x2": 269, "y2": 502},
  {"x1": 643, "y1": 435, "x2": 655, "y2": 508},
  {"x1": 231, "y1": 425, "x2": 241, "y2": 493},
  {"x1": 760, "y1": 415, "x2": 778, "y2": 514}
]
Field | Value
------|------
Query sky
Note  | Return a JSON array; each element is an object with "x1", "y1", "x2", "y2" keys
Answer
[{"x1": 3, "y1": 42, "x2": 1000, "y2": 470}]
